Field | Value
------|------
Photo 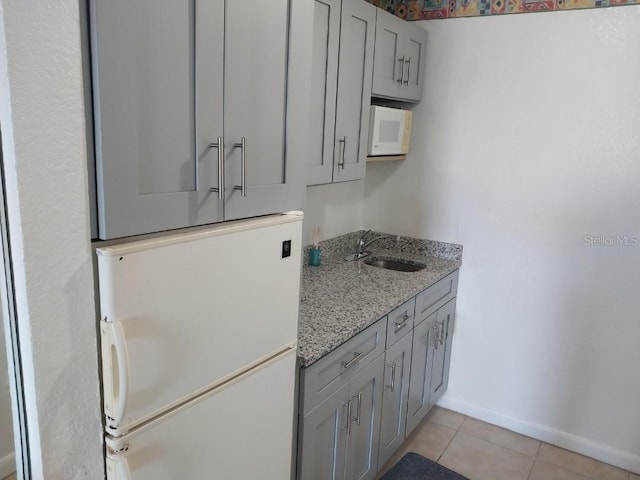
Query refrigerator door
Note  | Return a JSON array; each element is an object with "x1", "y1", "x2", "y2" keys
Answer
[
  {"x1": 106, "y1": 348, "x2": 297, "y2": 480},
  {"x1": 97, "y1": 214, "x2": 302, "y2": 435}
]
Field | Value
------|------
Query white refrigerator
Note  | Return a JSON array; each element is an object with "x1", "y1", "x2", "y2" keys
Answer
[{"x1": 97, "y1": 213, "x2": 303, "y2": 479}]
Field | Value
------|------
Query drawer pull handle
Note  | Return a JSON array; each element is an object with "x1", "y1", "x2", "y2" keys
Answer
[
  {"x1": 341, "y1": 351, "x2": 365, "y2": 370},
  {"x1": 431, "y1": 324, "x2": 439, "y2": 348},
  {"x1": 394, "y1": 313, "x2": 410, "y2": 332},
  {"x1": 438, "y1": 320, "x2": 445, "y2": 346},
  {"x1": 233, "y1": 137, "x2": 247, "y2": 197},
  {"x1": 404, "y1": 57, "x2": 411, "y2": 85},
  {"x1": 208, "y1": 137, "x2": 225, "y2": 200},
  {"x1": 397, "y1": 56, "x2": 405, "y2": 84},
  {"x1": 386, "y1": 362, "x2": 397, "y2": 392},
  {"x1": 341, "y1": 400, "x2": 352, "y2": 435},
  {"x1": 352, "y1": 392, "x2": 362, "y2": 425},
  {"x1": 338, "y1": 136, "x2": 347, "y2": 169}
]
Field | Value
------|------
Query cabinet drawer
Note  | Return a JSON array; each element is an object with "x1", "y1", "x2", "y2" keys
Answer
[
  {"x1": 415, "y1": 270, "x2": 459, "y2": 326},
  {"x1": 386, "y1": 297, "x2": 415, "y2": 347},
  {"x1": 301, "y1": 320, "x2": 386, "y2": 415}
]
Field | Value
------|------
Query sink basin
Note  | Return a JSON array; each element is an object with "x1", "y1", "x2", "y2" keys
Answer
[{"x1": 364, "y1": 257, "x2": 426, "y2": 272}]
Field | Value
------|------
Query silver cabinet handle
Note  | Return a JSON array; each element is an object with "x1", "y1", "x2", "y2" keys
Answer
[
  {"x1": 404, "y1": 58, "x2": 411, "y2": 85},
  {"x1": 341, "y1": 400, "x2": 352, "y2": 435},
  {"x1": 394, "y1": 313, "x2": 410, "y2": 333},
  {"x1": 338, "y1": 136, "x2": 347, "y2": 169},
  {"x1": 431, "y1": 324, "x2": 440, "y2": 348},
  {"x1": 397, "y1": 56, "x2": 405, "y2": 84},
  {"x1": 341, "y1": 350, "x2": 364, "y2": 370},
  {"x1": 352, "y1": 392, "x2": 362, "y2": 426},
  {"x1": 386, "y1": 362, "x2": 397, "y2": 392},
  {"x1": 233, "y1": 136, "x2": 247, "y2": 197},
  {"x1": 439, "y1": 318, "x2": 447, "y2": 346},
  {"x1": 208, "y1": 137, "x2": 224, "y2": 200}
]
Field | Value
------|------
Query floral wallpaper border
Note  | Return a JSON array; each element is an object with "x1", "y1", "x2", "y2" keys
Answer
[{"x1": 366, "y1": 0, "x2": 640, "y2": 19}]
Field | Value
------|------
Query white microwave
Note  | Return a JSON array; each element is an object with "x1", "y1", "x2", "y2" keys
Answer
[{"x1": 367, "y1": 106, "x2": 413, "y2": 156}]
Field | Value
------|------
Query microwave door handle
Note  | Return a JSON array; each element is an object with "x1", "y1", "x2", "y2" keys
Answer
[{"x1": 397, "y1": 56, "x2": 405, "y2": 84}]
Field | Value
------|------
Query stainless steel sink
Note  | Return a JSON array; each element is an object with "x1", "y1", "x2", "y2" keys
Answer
[{"x1": 364, "y1": 257, "x2": 426, "y2": 272}]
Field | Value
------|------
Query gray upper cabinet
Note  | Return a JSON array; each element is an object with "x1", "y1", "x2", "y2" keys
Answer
[
  {"x1": 307, "y1": 0, "x2": 376, "y2": 186},
  {"x1": 90, "y1": 0, "x2": 223, "y2": 239},
  {"x1": 308, "y1": 0, "x2": 340, "y2": 186},
  {"x1": 333, "y1": 0, "x2": 376, "y2": 183},
  {"x1": 90, "y1": 0, "x2": 310, "y2": 239},
  {"x1": 371, "y1": 9, "x2": 427, "y2": 103},
  {"x1": 223, "y1": 0, "x2": 304, "y2": 221}
]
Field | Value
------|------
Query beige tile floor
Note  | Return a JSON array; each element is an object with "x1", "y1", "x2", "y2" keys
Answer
[{"x1": 377, "y1": 407, "x2": 639, "y2": 480}]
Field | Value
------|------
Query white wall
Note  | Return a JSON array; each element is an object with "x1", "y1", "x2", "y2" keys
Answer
[
  {"x1": 302, "y1": 181, "x2": 365, "y2": 245},
  {"x1": 0, "y1": 314, "x2": 15, "y2": 476},
  {"x1": 0, "y1": 2, "x2": 103, "y2": 478},
  {"x1": 365, "y1": 6, "x2": 640, "y2": 472}
]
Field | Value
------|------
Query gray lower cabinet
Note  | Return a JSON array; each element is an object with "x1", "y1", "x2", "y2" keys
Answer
[
  {"x1": 377, "y1": 331, "x2": 412, "y2": 470},
  {"x1": 371, "y1": 7, "x2": 427, "y2": 103},
  {"x1": 299, "y1": 384, "x2": 350, "y2": 480},
  {"x1": 406, "y1": 296, "x2": 457, "y2": 437},
  {"x1": 307, "y1": 0, "x2": 376, "y2": 186},
  {"x1": 405, "y1": 311, "x2": 437, "y2": 436},
  {"x1": 90, "y1": 0, "x2": 310, "y2": 239},
  {"x1": 299, "y1": 270, "x2": 459, "y2": 479},
  {"x1": 429, "y1": 298, "x2": 456, "y2": 405},
  {"x1": 345, "y1": 354, "x2": 385, "y2": 480},
  {"x1": 299, "y1": 354, "x2": 385, "y2": 480}
]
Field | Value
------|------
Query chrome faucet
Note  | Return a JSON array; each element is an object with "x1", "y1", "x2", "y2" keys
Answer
[{"x1": 345, "y1": 230, "x2": 399, "y2": 261}]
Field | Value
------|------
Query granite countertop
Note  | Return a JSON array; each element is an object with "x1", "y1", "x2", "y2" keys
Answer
[{"x1": 298, "y1": 231, "x2": 463, "y2": 367}]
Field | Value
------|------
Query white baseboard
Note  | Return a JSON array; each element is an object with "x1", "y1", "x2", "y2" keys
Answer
[
  {"x1": 0, "y1": 452, "x2": 15, "y2": 478},
  {"x1": 438, "y1": 394, "x2": 640, "y2": 475}
]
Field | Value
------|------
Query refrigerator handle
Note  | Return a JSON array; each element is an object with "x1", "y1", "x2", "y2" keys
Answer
[
  {"x1": 102, "y1": 319, "x2": 130, "y2": 427},
  {"x1": 107, "y1": 451, "x2": 132, "y2": 480}
]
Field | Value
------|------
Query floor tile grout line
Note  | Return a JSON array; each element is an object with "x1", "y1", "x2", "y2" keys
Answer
[
  {"x1": 534, "y1": 441, "x2": 542, "y2": 459},
  {"x1": 525, "y1": 456, "x2": 536, "y2": 480},
  {"x1": 427, "y1": 413, "x2": 467, "y2": 432},
  {"x1": 453, "y1": 426, "x2": 541, "y2": 460},
  {"x1": 526, "y1": 441, "x2": 543, "y2": 480},
  {"x1": 435, "y1": 423, "x2": 461, "y2": 463}
]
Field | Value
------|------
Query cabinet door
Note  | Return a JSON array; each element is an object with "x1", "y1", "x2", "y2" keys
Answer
[
  {"x1": 406, "y1": 312, "x2": 436, "y2": 436},
  {"x1": 402, "y1": 25, "x2": 428, "y2": 102},
  {"x1": 225, "y1": 0, "x2": 305, "y2": 220},
  {"x1": 333, "y1": 0, "x2": 376, "y2": 183},
  {"x1": 429, "y1": 299, "x2": 456, "y2": 405},
  {"x1": 299, "y1": 383, "x2": 350, "y2": 480},
  {"x1": 90, "y1": 0, "x2": 224, "y2": 239},
  {"x1": 378, "y1": 332, "x2": 412, "y2": 470},
  {"x1": 307, "y1": 0, "x2": 340, "y2": 186},
  {"x1": 371, "y1": 9, "x2": 404, "y2": 100},
  {"x1": 345, "y1": 354, "x2": 385, "y2": 480}
]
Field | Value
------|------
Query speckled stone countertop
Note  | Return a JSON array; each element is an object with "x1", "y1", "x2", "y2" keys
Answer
[{"x1": 298, "y1": 231, "x2": 463, "y2": 367}]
